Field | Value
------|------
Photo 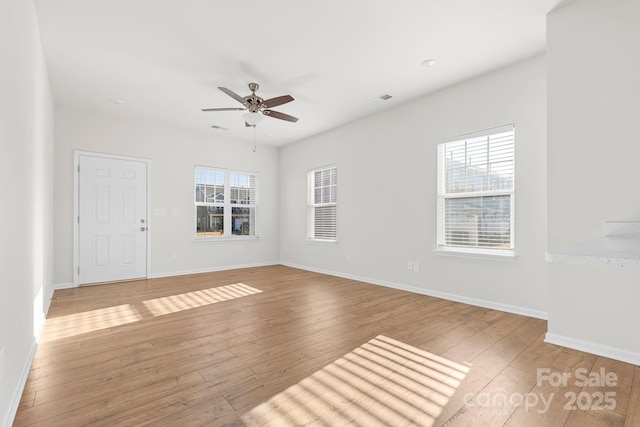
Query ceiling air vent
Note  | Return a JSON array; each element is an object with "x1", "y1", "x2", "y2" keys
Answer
[
  {"x1": 211, "y1": 125, "x2": 229, "y2": 131},
  {"x1": 379, "y1": 94, "x2": 393, "y2": 101}
]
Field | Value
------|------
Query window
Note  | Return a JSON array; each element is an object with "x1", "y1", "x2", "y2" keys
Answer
[
  {"x1": 308, "y1": 166, "x2": 337, "y2": 241},
  {"x1": 437, "y1": 124, "x2": 514, "y2": 257},
  {"x1": 195, "y1": 167, "x2": 258, "y2": 239}
]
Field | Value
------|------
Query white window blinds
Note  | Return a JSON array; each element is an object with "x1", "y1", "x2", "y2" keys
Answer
[
  {"x1": 437, "y1": 125, "x2": 514, "y2": 253},
  {"x1": 308, "y1": 166, "x2": 337, "y2": 241}
]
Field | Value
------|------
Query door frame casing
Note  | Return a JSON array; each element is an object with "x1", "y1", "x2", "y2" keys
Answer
[{"x1": 73, "y1": 151, "x2": 152, "y2": 287}]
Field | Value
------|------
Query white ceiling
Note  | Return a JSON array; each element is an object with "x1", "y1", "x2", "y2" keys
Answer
[{"x1": 33, "y1": 0, "x2": 564, "y2": 147}]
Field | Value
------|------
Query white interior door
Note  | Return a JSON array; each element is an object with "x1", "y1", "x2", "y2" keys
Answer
[{"x1": 78, "y1": 154, "x2": 148, "y2": 285}]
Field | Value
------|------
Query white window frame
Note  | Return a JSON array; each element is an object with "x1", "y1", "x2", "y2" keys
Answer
[
  {"x1": 436, "y1": 124, "x2": 515, "y2": 260},
  {"x1": 307, "y1": 165, "x2": 337, "y2": 243},
  {"x1": 194, "y1": 166, "x2": 259, "y2": 241}
]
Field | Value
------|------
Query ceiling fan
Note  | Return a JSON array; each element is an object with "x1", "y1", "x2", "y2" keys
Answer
[{"x1": 202, "y1": 83, "x2": 298, "y2": 126}]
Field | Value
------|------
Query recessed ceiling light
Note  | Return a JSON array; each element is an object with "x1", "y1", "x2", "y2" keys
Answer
[
  {"x1": 421, "y1": 59, "x2": 437, "y2": 68},
  {"x1": 109, "y1": 98, "x2": 125, "y2": 105}
]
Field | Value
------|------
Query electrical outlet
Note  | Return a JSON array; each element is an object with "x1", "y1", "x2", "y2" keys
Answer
[
  {"x1": 347, "y1": 253, "x2": 356, "y2": 263},
  {"x1": 407, "y1": 261, "x2": 413, "y2": 271},
  {"x1": 413, "y1": 262, "x2": 420, "y2": 272},
  {"x1": 171, "y1": 252, "x2": 178, "y2": 260}
]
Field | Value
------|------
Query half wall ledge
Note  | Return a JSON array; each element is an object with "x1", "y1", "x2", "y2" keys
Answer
[{"x1": 545, "y1": 222, "x2": 640, "y2": 267}]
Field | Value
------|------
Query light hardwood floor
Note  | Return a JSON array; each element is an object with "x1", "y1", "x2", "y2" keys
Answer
[{"x1": 13, "y1": 265, "x2": 640, "y2": 426}]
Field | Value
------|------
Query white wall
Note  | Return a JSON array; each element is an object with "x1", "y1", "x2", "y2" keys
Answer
[
  {"x1": 280, "y1": 55, "x2": 548, "y2": 317},
  {"x1": 547, "y1": 0, "x2": 640, "y2": 361},
  {"x1": 0, "y1": 0, "x2": 54, "y2": 425},
  {"x1": 54, "y1": 108, "x2": 280, "y2": 285}
]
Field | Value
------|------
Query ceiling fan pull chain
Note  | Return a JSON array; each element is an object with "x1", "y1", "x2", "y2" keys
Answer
[{"x1": 252, "y1": 123, "x2": 257, "y2": 152}]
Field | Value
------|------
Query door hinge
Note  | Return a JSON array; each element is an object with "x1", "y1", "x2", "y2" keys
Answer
[
  {"x1": 78, "y1": 216, "x2": 80, "y2": 224},
  {"x1": 78, "y1": 266, "x2": 80, "y2": 274}
]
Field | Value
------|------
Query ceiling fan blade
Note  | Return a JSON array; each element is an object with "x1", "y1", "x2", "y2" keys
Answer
[
  {"x1": 201, "y1": 107, "x2": 246, "y2": 112},
  {"x1": 264, "y1": 110, "x2": 299, "y2": 123},
  {"x1": 218, "y1": 87, "x2": 248, "y2": 105},
  {"x1": 263, "y1": 95, "x2": 294, "y2": 109}
]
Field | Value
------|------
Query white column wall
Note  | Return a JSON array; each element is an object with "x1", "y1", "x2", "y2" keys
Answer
[
  {"x1": 546, "y1": 0, "x2": 640, "y2": 362},
  {"x1": 0, "y1": 0, "x2": 54, "y2": 424}
]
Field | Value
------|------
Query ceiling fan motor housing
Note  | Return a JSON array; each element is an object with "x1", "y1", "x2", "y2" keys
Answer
[
  {"x1": 244, "y1": 96, "x2": 265, "y2": 112},
  {"x1": 244, "y1": 83, "x2": 266, "y2": 112}
]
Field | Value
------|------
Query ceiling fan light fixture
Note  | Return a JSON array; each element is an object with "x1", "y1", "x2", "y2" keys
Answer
[{"x1": 243, "y1": 111, "x2": 263, "y2": 126}]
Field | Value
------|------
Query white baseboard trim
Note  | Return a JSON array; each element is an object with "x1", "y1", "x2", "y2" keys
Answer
[
  {"x1": 544, "y1": 333, "x2": 640, "y2": 366},
  {"x1": 280, "y1": 262, "x2": 548, "y2": 320},
  {"x1": 46, "y1": 282, "x2": 74, "y2": 312},
  {"x1": 4, "y1": 281, "x2": 75, "y2": 427},
  {"x1": 149, "y1": 261, "x2": 280, "y2": 279},
  {"x1": 2, "y1": 339, "x2": 37, "y2": 427}
]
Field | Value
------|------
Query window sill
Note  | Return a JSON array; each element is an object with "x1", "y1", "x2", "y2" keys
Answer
[
  {"x1": 435, "y1": 247, "x2": 515, "y2": 262},
  {"x1": 194, "y1": 236, "x2": 260, "y2": 244},
  {"x1": 306, "y1": 238, "x2": 337, "y2": 246}
]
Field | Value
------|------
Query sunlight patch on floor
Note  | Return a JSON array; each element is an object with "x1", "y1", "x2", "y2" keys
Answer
[
  {"x1": 40, "y1": 304, "x2": 143, "y2": 342},
  {"x1": 41, "y1": 283, "x2": 262, "y2": 342},
  {"x1": 235, "y1": 335, "x2": 469, "y2": 426},
  {"x1": 142, "y1": 283, "x2": 262, "y2": 316}
]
